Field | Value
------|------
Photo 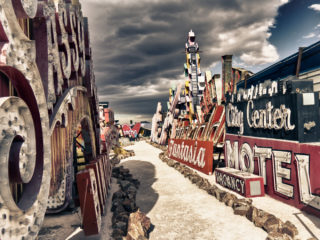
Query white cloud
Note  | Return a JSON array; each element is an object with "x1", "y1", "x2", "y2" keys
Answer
[
  {"x1": 309, "y1": 4, "x2": 320, "y2": 12},
  {"x1": 316, "y1": 23, "x2": 320, "y2": 29},
  {"x1": 240, "y1": 42, "x2": 279, "y2": 65},
  {"x1": 303, "y1": 32, "x2": 316, "y2": 39}
]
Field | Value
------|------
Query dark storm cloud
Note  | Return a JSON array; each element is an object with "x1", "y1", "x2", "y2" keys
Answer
[{"x1": 80, "y1": 0, "x2": 287, "y2": 122}]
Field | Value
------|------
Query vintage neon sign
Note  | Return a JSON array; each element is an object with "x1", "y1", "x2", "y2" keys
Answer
[
  {"x1": 122, "y1": 123, "x2": 141, "y2": 138},
  {"x1": 226, "y1": 79, "x2": 320, "y2": 142},
  {"x1": 225, "y1": 78, "x2": 320, "y2": 216},
  {"x1": 168, "y1": 139, "x2": 213, "y2": 175},
  {"x1": 225, "y1": 135, "x2": 320, "y2": 216}
]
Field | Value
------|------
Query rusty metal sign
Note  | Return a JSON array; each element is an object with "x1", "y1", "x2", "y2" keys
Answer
[
  {"x1": 76, "y1": 169, "x2": 101, "y2": 236},
  {"x1": 168, "y1": 138, "x2": 214, "y2": 175}
]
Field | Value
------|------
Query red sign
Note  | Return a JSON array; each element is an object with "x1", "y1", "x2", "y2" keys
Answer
[
  {"x1": 215, "y1": 167, "x2": 264, "y2": 198},
  {"x1": 122, "y1": 123, "x2": 141, "y2": 138},
  {"x1": 225, "y1": 133, "x2": 320, "y2": 216},
  {"x1": 168, "y1": 139, "x2": 213, "y2": 175}
]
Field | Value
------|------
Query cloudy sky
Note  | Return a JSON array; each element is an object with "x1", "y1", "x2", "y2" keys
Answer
[{"x1": 79, "y1": 0, "x2": 320, "y2": 124}]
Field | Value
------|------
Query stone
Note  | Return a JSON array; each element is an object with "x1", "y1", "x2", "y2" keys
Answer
[
  {"x1": 246, "y1": 206, "x2": 259, "y2": 222},
  {"x1": 112, "y1": 228, "x2": 125, "y2": 238},
  {"x1": 266, "y1": 231, "x2": 292, "y2": 240},
  {"x1": 214, "y1": 188, "x2": 226, "y2": 201},
  {"x1": 131, "y1": 179, "x2": 140, "y2": 188},
  {"x1": 111, "y1": 199, "x2": 123, "y2": 212},
  {"x1": 112, "y1": 212, "x2": 129, "y2": 225},
  {"x1": 253, "y1": 210, "x2": 270, "y2": 228},
  {"x1": 222, "y1": 192, "x2": 237, "y2": 207},
  {"x1": 233, "y1": 199, "x2": 251, "y2": 216},
  {"x1": 112, "y1": 190, "x2": 126, "y2": 201},
  {"x1": 233, "y1": 204, "x2": 250, "y2": 216},
  {"x1": 114, "y1": 205, "x2": 127, "y2": 215},
  {"x1": 207, "y1": 186, "x2": 218, "y2": 195},
  {"x1": 263, "y1": 214, "x2": 283, "y2": 233},
  {"x1": 113, "y1": 221, "x2": 128, "y2": 235},
  {"x1": 191, "y1": 175, "x2": 201, "y2": 184},
  {"x1": 124, "y1": 209, "x2": 152, "y2": 240},
  {"x1": 281, "y1": 221, "x2": 298, "y2": 238},
  {"x1": 167, "y1": 159, "x2": 175, "y2": 167},
  {"x1": 120, "y1": 180, "x2": 132, "y2": 191},
  {"x1": 120, "y1": 168, "x2": 130, "y2": 175},
  {"x1": 123, "y1": 198, "x2": 137, "y2": 212}
]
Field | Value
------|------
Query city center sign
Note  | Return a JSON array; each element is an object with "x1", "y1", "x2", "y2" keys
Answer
[{"x1": 225, "y1": 78, "x2": 320, "y2": 216}]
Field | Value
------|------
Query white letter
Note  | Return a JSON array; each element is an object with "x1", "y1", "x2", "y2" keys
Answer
[
  {"x1": 254, "y1": 145, "x2": 272, "y2": 185},
  {"x1": 295, "y1": 154, "x2": 320, "y2": 210},
  {"x1": 272, "y1": 150, "x2": 293, "y2": 197},
  {"x1": 225, "y1": 140, "x2": 239, "y2": 169}
]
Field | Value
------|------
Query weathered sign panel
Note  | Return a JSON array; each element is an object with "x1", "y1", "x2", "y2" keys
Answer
[
  {"x1": 215, "y1": 167, "x2": 264, "y2": 198},
  {"x1": 168, "y1": 139, "x2": 214, "y2": 175},
  {"x1": 225, "y1": 134, "x2": 320, "y2": 216}
]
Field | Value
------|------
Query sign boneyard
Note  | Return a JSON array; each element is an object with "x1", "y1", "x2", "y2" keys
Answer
[{"x1": 225, "y1": 78, "x2": 320, "y2": 216}]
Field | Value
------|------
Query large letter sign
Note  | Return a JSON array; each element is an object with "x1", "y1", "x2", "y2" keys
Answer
[{"x1": 225, "y1": 78, "x2": 320, "y2": 217}]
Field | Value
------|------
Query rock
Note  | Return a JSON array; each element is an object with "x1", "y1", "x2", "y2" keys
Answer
[
  {"x1": 253, "y1": 210, "x2": 270, "y2": 228},
  {"x1": 120, "y1": 180, "x2": 132, "y2": 191},
  {"x1": 131, "y1": 179, "x2": 140, "y2": 188},
  {"x1": 214, "y1": 188, "x2": 226, "y2": 201},
  {"x1": 263, "y1": 214, "x2": 283, "y2": 233},
  {"x1": 280, "y1": 221, "x2": 298, "y2": 238},
  {"x1": 123, "y1": 198, "x2": 137, "y2": 212},
  {"x1": 246, "y1": 206, "x2": 259, "y2": 222},
  {"x1": 191, "y1": 175, "x2": 201, "y2": 184},
  {"x1": 111, "y1": 199, "x2": 123, "y2": 212},
  {"x1": 233, "y1": 204, "x2": 250, "y2": 216},
  {"x1": 167, "y1": 159, "x2": 175, "y2": 167},
  {"x1": 233, "y1": 199, "x2": 251, "y2": 216},
  {"x1": 207, "y1": 186, "x2": 218, "y2": 195},
  {"x1": 112, "y1": 190, "x2": 126, "y2": 201},
  {"x1": 124, "y1": 209, "x2": 152, "y2": 240},
  {"x1": 266, "y1": 231, "x2": 292, "y2": 240},
  {"x1": 222, "y1": 192, "x2": 237, "y2": 207},
  {"x1": 112, "y1": 228, "x2": 125, "y2": 239},
  {"x1": 114, "y1": 205, "x2": 127, "y2": 215},
  {"x1": 114, "y1": 221, "x2": 128, "y2": 235},
  {"x1": 112, "y1": 212, "x2": 129, "y2": 225},
  {"x1": 120, "y1": 168, "x2": 130, "y2": 175},
  {"x1": 198, "y1": 179, "x2": 211, "y2": 191}
]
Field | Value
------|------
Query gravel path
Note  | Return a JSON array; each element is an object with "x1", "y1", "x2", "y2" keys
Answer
[{"x1": 120, "y1": 141, "x2": 268, "y2": 240}]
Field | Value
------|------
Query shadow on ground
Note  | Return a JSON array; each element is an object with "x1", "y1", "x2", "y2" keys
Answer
[{"x1": 120, "y1": 160, "x2": 159, "y2": 214}]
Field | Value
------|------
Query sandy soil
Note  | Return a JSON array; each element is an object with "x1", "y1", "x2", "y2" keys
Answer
[{"x1": 120, "y1": 141, "x2": 268, "y2": 240}]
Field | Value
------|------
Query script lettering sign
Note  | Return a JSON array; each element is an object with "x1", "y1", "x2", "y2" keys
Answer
[
  {"x1": 168, "y1": 139, "x2": 213, "y2": 175},
  {"x1": 226, "y1": 80, "x2": 320, "y2": 142}
]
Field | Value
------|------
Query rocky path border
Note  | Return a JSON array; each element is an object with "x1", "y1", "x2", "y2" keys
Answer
[
  {"x1": 111, "y1": 165, "x2": 152, "y2": 240},
  {"x1": 148, "y1": 141, "x2": 315, "y2": 240}
]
